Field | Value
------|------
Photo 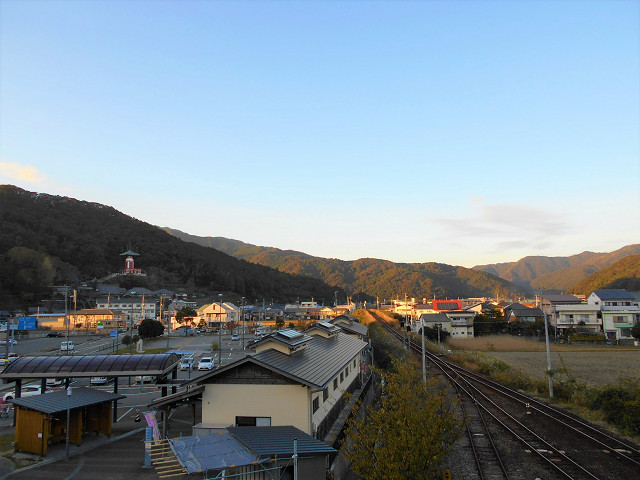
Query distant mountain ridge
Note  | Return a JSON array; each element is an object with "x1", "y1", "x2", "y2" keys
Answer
[
  {"x1": 0, "y1": 185, "x2": 344, "y2": 308},
  {"x1": 472, "y1": 244, "x2": 640, "y2": 292},
  {"x1": 568, "y1": 254, "x2": 640, "y2": 294},
  {"x1": 161, "y1": 228, "x2": 532, "y2": 300}
]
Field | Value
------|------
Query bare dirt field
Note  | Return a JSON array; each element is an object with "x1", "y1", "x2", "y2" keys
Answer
[
  {"x1": 447, "y1": 335, "x2": 640, "y2": 386},
  {"x1": 485, "y1": 350, "x2": 640, "y2": 386}
]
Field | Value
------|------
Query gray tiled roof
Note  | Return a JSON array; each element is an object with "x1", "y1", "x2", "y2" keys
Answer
[
  {"x1": 418, "y1": 312, "x2": 450, "y2": 323},
  {"x1": 9, "y1": 387, "x2": 124, "y2": 414},
  {"x1": 193, "y1": 332, "x2": 367, "y2": 390},
  {"x1": 506, "y1": 304, "x2": 544, "y2": 317},
  {"x1": 253, "y1": 333, "x2": 366, "y2": 389},
  {"x1": 228, "y1": 425, "x2": 336, "y2": 456},
  {"x1": 332, "y1": 320, "x2": 368, "y2": 336},
  {"x1": 542, "y1": 294, "x2": 582, "y2": 303}
]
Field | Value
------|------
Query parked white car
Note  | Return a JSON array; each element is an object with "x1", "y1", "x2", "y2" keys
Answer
[
  {"x1": 90, "y1": 377, "x2": 111, "y2": 385},
  {"x1": 3, "y1": 385, "x2": 50, "y2": 402},
  {"x1": 0, "y1": 353, "x2": 19, "y2": 366},
  {"x1": 197, "y1": 357, "x2": 214, "y2": 370}
]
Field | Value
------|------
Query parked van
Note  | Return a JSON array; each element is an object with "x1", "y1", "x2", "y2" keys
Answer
[{"x1": 60, "y1": 341, "x2": 74, "y2": 352}]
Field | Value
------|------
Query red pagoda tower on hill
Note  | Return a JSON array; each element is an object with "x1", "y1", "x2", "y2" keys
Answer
[{"x1": 120, "y1": 249, "x2": 144, "y2": 275}]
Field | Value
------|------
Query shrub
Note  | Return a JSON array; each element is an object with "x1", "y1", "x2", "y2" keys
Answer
[
  {"x1": 586, "y1": 378, "x2": 640, "y2": 434},
  {"x1": 369, "y1": 323, "x2": 406, "y2": 370},
  {"x1": 568, "y1": 333, "x2": 605, "y2": 343}
]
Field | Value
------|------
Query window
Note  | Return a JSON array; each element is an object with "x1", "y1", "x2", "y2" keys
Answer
[
  {"x1": 333, "y1": 378, "x2": 338, "y2": 390},
  {"x1": 313, "y1": 397, "x2": 319, "y2": 413},
  {"x1": 353, "y1": 359, "x2": 356, "y2": 368},
  {"x1": 340, "y1": 372, "x2": 344, "y2": 383},
  {"x1": 323, "y1": 387, "x2": 328, "y2": 402},
  {"x1": 236, "y1": 416, "x2": 271, "y2": 427}
]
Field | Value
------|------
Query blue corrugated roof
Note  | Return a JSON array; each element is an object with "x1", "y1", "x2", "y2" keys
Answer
[{"x1": 592, "y1": 289, "x2": 633, "y2": 300}]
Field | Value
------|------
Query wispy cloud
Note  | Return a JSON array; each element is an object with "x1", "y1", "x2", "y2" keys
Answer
[
  {"x1": 431, "y1": 200, "x2": 570, "y2": 254},
  {"x1": 0, "y1": 162, "x2": 47, "y2": 183}
]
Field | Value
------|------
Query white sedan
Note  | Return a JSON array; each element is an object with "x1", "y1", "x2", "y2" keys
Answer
[
  {"x1": 197, "y1": 357, "x2": 214, "y2": 370},
  {"x1": 3, "y1": 385, "x2": 49, "y2": 402},
  {"x1": 90, "y1": 377, "x2": 110, "y2": 385},
  {"x1": 0, "y1": 339, "x2": 17, "y2": 345}
]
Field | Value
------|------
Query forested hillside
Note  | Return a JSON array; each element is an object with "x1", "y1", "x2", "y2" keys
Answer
[
  {"x1": 0, "y1": 185, "x2": 344, "y2": 308},
  {"x1": 568, "y1": 254, "x2": 640, "y2": 295},
  {"x1": 162, "y1": 228, "x2": 532, "y2": 300},
  {"x1": 473, "y1": 244, "x2": 640, "y2": 291}
]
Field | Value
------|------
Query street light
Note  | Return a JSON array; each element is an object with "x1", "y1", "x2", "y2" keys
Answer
[{"x1": 65, "y1": 386, "x2": 71, "y2": 458}]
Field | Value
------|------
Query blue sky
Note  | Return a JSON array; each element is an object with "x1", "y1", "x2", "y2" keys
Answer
[{"x1": 1, "y1": 1, "x2": 639, "y2": 268}]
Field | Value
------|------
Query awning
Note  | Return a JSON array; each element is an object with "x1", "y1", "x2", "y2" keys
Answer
[{"x1": 9, "y1": 387, "x2": 124, "y2": 414}]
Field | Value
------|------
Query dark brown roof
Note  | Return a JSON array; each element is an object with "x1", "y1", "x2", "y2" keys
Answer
[{"x1": 0, "y1": 354, "x2": 180, "y2": 381}]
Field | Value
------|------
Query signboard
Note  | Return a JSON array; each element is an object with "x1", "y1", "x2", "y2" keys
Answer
[
  {"x1": 110, "y1": 330, "x2": 118, "y2": 338},
  {"x1": 18, "y1": 316, "x2": 37, "y2": 331},
  {"x1": 97, "y1": 322, "x2": 104, "y2": 330},
  {"x1": 144, "y1": 411, "x2": 161, "y2": 441}
]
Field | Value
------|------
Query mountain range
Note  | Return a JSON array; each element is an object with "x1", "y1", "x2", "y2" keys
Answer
[
  {"x1": 0, "y1": 185, "x2": 344, "y2": 309},
  {"x1": 160, "y1": 228, "x2": 640, "y2": 298},
  {"x1": 473, "y1": 244, "x2": 640, "y2": 292},
  {"x1": 161, "y1": 228, "x2": 532, "y2": 300},
  {"x1": 1, "y1": 184, "x2": 637, "y2": 312}
]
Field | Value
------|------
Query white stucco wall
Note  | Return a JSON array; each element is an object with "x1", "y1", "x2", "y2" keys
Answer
[{"x1": 202, "y1": 383, "x2": 311, "y2": 434}]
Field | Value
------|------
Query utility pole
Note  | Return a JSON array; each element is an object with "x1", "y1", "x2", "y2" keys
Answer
[
  {"x1": 421, "y1": 318, "x2": 426, "y2": 384},
  {"x1": 64, "y1": 287, "x2": 69, "y2": 355},
  {"x1": 72, "y1": 289, "x2": 77, "y2": 334},
  {"x1": 241, "y1": 297, "x2": 245, "y2": 349},
  {"x1": 544, "y1": 312, "x2": 554, "y2": 398},
  {"x1": 218, "y1": 294, "x2": 223, "y2": 367}
]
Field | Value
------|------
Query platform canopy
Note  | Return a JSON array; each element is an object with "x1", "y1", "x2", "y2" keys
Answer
[
  {"x1": 9, "y1": 387, "x2": 124, "y2": 413},
  {"x1": 0, "y1": 354, "x2": 180, "y2": 382}
]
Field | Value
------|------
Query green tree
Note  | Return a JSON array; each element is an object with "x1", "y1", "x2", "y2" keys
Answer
[
  {"x1": 4, "y1": 247, "x2": 56, "y2": 304},
  {"x1": 275, "y1": 317, "x2": 285, "y2": 330},
  {"x1": 631, "y1": 321, "x2": 640, "y2": 340},
  {"x1": 138, "y1": 319, "x2": 164, "y2": 339},
  {"x1": 343, "y1": 360, "x2": 463, "y2": 480},
  {"x1": 175, "y1": 307, "x2": 197, "y2": 326}
]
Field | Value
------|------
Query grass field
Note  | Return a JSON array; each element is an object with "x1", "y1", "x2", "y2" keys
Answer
[{"x1": 448, "y1": 335, "x2": 640, "y2": 386}]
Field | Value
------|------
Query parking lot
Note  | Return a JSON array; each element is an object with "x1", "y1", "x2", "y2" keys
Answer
[{"x1": 0, "y1": 330, "x2": 254, "y2": 414}]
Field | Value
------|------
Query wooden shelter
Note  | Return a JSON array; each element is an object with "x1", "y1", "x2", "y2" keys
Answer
[{"x1": 9, "y1": 387, "x2": 124, "y2": 456}]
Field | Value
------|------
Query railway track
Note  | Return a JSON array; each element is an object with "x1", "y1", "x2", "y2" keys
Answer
[{"x1": 370, "y1": 310, "x2": 640, "y2": 480}]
